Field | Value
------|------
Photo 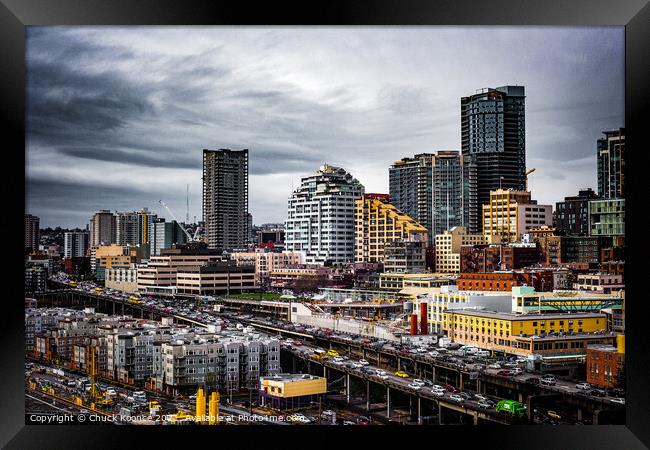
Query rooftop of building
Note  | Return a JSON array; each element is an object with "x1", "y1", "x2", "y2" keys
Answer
[
  {"x1": 586, "y1": 344, "x2": 619, "y2": 352},
  {"x1": 260, "y1": 373, "x2": 324, "y2": 383},
  {"x1": 443, "y1": 309, "x2": 606, "y2": 320}
]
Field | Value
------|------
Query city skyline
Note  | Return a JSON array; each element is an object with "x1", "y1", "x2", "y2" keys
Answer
[{"x1": 26, "y1": 27, "x2": 624, "y2": 228}]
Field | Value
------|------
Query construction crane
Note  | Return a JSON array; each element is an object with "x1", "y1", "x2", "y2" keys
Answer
[
  {"x1": 525, "y1": 168, "x2": 536, "y2": 191},
  {"x1": 158, "y1": 200, "x2": 195, "y2": 242}
]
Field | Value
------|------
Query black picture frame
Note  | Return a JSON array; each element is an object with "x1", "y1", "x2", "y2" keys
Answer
[{"x1": 2, "y1": 0, "x2": 648, "y2": 448}]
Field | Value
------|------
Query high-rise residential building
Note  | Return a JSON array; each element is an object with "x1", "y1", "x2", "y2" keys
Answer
[
  {"x1": 554, "y1": 188, "x2": 598, "y2": 236},
  {"x1": 389, "y1": 154, "x2": 433, "y2": 236},
  {"x1": 285, "y1": 164, "x2": 364, "y2": 265},
  {"x1": 389, "y1": 151, "x2": 464, "y2": 242},
  {"x1": 25, "y1": 214, "x2": 40, "y2": 251},
  {"x1": 435, "y1": 226, "x2": 495, "y2": 274},
  {"x1": 461, "y1": 86, "x2": 526, "y2": 233},
  {"x1": 89, "y1": 210, "x2": 117, "y2": 247},
  {"x1": 589, "y1": 198, "x2": 625, "y2": 237},
  {"x1": 151, "y1": 220, "x2": 188, "y2": 256},
  {"x1": 202, "y1": 149, "x2": 249, "y2": 252},
  {"x1": 597, "y1": 128, "x2": 625, "y2": 199},
  {"x1": 431, "y1": 151, "x2": 464, "y2": 236},
  {"x1": 63, "y1": 231, "x2": 89, "y2": 258},
  {"x1": 115, "y1": 208, "x2": 157, "y2": 247},
  {"x1": 354, "y1": 193, "x2": 428, "y2": 265},
  {"x1": 482, "y1": 189, "x2": 552, "y2": 242}
]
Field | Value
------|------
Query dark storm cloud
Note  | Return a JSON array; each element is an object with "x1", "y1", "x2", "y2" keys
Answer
[{"x1": 26, "y1": 27, "x2": 624, "y2": 227}]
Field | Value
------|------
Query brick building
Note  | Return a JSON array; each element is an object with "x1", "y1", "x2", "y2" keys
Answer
[
  {"x1": 586, "y1": 336, "x2": 625, "y2": 389},
  {"x1": 460, "y1": 243, "x2": 541, "y2": 273}
]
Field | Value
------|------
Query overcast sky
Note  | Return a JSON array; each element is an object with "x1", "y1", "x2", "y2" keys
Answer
[{"x1": 26, "y1": 26, "x2": 624, "y2": 228}]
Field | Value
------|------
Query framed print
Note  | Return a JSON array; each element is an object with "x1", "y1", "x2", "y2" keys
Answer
[{"x1": 2, "y1": 0, "x2": 649, "y2": 448}]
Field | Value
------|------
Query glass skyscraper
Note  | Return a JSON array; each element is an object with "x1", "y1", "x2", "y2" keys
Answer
[
  {"x1": 389, "y1": 151, "x2": 464, "y2": 242},
  {"x1": 461, "y1": 85, "x2": 526, "y2": 233}
]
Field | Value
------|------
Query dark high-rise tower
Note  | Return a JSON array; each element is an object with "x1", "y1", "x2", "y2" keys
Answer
[
  {"x1": 597, "y1": 128, "x2": 625, "y2": 199},
  {"x1": 554, "y1": 188, "x2": 598, "y2": 236},
  {"x1": 202, "y1": 149, "x2": 249, "y2": 252},
  {"x1": 461, "y1": 85, "x2": 526, "y2": 233}
]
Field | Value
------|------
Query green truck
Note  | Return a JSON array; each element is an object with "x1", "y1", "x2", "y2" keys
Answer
[{"x1": 495, "y1": 400, "x2": 527, "y2": 418}]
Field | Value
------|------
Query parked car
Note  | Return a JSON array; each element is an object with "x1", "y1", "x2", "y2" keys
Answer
[{"x1": 575, "y1": 383, "x2": 591, "y2": 391}]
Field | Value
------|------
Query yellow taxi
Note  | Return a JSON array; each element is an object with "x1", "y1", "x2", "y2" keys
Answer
[
  {"x1": 395, "y1": 371, "x2": 409, "y2": 378},
  {"x1": 547, "y1": 410, "x2": 561, "y2": 420},
  {"x1": 327, "y1": 350, "x2": 340, "y2": 357}
]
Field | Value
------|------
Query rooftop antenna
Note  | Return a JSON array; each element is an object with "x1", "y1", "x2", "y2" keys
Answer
[{"x1": 186, "y1": 184, "x2": 190, "y2": 223}]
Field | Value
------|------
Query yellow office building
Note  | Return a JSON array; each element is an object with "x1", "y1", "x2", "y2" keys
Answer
[
  {"x1": 441, "y1": 309, "x2": 612, "y2": 357},
  {"x1": 355, "y1": 194, "x2": 428, "y2": 264}
]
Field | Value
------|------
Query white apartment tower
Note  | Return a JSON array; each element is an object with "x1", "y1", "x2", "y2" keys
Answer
[{"x1": 285, "y1": 164, "x2": 364, "y2": 265}]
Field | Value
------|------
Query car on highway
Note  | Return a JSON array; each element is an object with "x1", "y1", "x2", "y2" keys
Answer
[
  {"x1": 488, "y1": 363, "x2": 501, "y2": 369},
  {"x1": 510, "y1": 368, "x2": 523, "y2": 376},
  {"x1": 327, "y1": 350, "x2": 340, "y2": 357},
  {"x1": 407, "y1": 382, "x2": 422, "y2": 390},
  {"x1": 575, "y1": 383, "x2": 591, "y2": 390},
  {"x1": 376, "y1": 369, "x2": 387, "y2": 376},
  {"x1": 431, "y1": 389, "x2": 445, "y2": 397},
  {"x1": 607, "y1": 387, "x2": 625, "y2": 397},
  {"x1": 444, "y1": 384, "x2": 459, "y2": 393},
  {"x1": 610, "y1": 398, "x2": 625, "y2": 405},
  {"x1": 395, "y1": 371, "x2": 409, "y2": 378},
  {"x1": 525, "y1": 377, "x2": 540, "y2": 384},
  {"x1": 459, "y1": 392, "x2": 472, "y2": 401},
  {"x1": 497, "y1": 369, "x2": 513, "y2": 377},
  {"x1": 449, "y1": 394, "x2": 464, "y2": 403},
  {"x1": 590, "y1": 389, "x2": 607, "y2": 397},
  {"x1": 477, "y1": 400, "x2": 493, "y2": 409},
  {"x1": 547, "y1": 410, "x2": 561, "y2": 420},
  {"x1": 358, "y1": 359, "x2": 369, "y2": 365},
  {"x1": 474, "y1": 394, "x2": 489, "y2": 402},
  {"x1": 540, "y1": 376, "x2": 556, "y2": 386},
  {"x1": 412, "y1": 379, "x2": 426, "y2": 386}
]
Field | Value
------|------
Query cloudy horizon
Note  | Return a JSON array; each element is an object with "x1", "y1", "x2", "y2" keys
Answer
[{"x1": 26, "y1": 26, "x2": 624, "y2": 229}]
